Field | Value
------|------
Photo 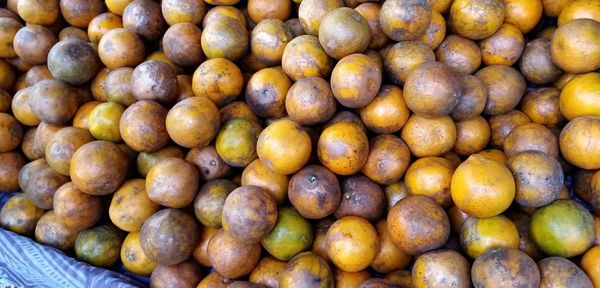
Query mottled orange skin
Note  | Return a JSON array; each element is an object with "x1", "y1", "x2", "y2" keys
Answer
[
  {"x1": 0, "y1": 113, "x2": 22, "y2": 153},
  {"x1": 334, "y1": 175, "x2": 385, "y2": 222},
  {"x1": 247, "y1": 0, "x2": 291, "y2": 23},
  {"x1": 460, "y1": 215, "x2": 519, "y2": 259},
  {"x1": 17, "y1": 0, "x2": 59, "y2": 25},
  {"x1": 192, "y1": 58, "x2": 243, "y2": 108},
  {"x1": 405, "y1": 157, "x2": 454, "y2": 207},
  {"x1": 136, "y1": 147, "x2": 181, "y2": 178},
  {"x1": 161, "y1": 0, "x2": 206, "y2": 26},
  {"x1": 326, "y1": 216, "x2": 379, "y2": 273},
  {"x1": 0, "y1": 18, "x2": 21, "y2": 58},
  {"x1": 449, "y1": 0, "x2": 505, "y2": 40},
  {"x1": 297, "y1": 0, "x2": 343, "y2": 36},
  {"x1": 122, "y1": 0, "x2": 166, "y2": 40},
  {"x1": 163, "y1": 23, "x2": 205, "y2": 67},
  {"x1": 418, "y1": 10, "x2": 446, "y2": 50},
  {"x1": 208, "y1": 229, "x2": 262, "y2": 279},
  {"x1": 140, "y1": 209, "x2": 199, "y2": 266},
  {"x1": 435, "y1": 34, "x2": 481, "y2": 74},
  {"x1": 245, "y1": 67, "x2": 291, "y2": 119},
  {"x1": 45, "y1": 127, "x2": 94, "y2": 176},
  {"x1": 453, "y1": 116, "x2": 491, "y2": 156},
  {"x1": 318, "y1": 122, "x2": 369, "y2": 176},
  {"x1": 384, "y1": 41, "x2": 435, "y2": 85},
  {"x1": 192, "y1": 227, "x2": 218, "y2": 267},
  {"x1": 288, "y1": 165, "x2": 341, "y2": 220},
  {"x1": 472, "y1": 248, "x2": 540, "y2": 288},
  {"x1": 11, "y1": 88, "x2": 40, "y2": 127},
  {"x1": 561, "y1": 116, "x2": 600, "y2": 169},
  {"x1": 361, "y1": 135, "x2": 410, "y2": 186},
  {"x1": 121, "y1": 232, "x2": 156, "y2": 276},
  {"x1": 98, "y1": 28, "x2": 145, "y2": 69},
  {"x1": 387, "y1": 195, "x2": 450, "y2": 255},
  {"x1": 197, "y1": 272, "x2": 232, "y2": 288},
  {"x1": 166, "y1": 96, "x2": 221, "y2": 148},
  {"x1": 251, "y1": 19, "x2": 294, "y2": 66},
  {"x1": 412, "y1": 250, "x2": 470, "y2": 288},
  {"x1": 447, "y1": 205, "x2": 470, "y2": 233},
  {"x1": 0, "y1": 194, "x2": 45, "y2": 235},
  {"x1": 538, "y1": 257, "x2": 593, "y2": 288},
  {"x1": 70, "y1": 141, "x2": 129, "y2": 195},
  {"x1": 202, "y1": 18, "x2": 248, "y2": 61},
  {"x1": 53, "y1": 182, "x2": 102, "y2": 230},
  {"x1": 503, "y1": 0, "x2": 542, "y2": 33},
  {"x1": 475, "y1": 65, "x2": 526, "y2": 116},
  {"x1": 451, "y1": 154, "x2": 515, "y2": 218},
  {"x1": 480, "y1": 23, "x2": 524, "y2": 66},
  {"x1": 147, "y1": 157, "x2": 199, "y2": 205},
  {"x1": 401, "y1": 115, "x2": 457, "y2": 157},
  {"x1": 318, "y1": 8, "x2": 370, "y2": 60},
  {"x1": 247, "y1": 257, "x2": 285, "y2": 287},
  {"x1": 334, "y1": 269, "x2": 371, "y2": 288},
  {"x1": 371, "y1": 220, "x2": 410, "y2": 274},
  {"x1": 35, "y1": 211, "x2": 79, "y2": 251},
  {"x1": 257, "y1": 119, "x2": 312, "y2": 175},
  {"x1": 193, "y1": 179, "x2": 236, "y2": 228},
  {"x1": 551, "y1": 19, "x2": 600, "y2": 74},
  {"x1": 58, "y1": 27, "x2": 88, "y2": 42},
  {"x1": 14, "y1": 25, "x2": 57, "y2": 66},
  {"x1": 59, "y1": 0, "x2": 105, "y2": 28},
  {"x1": 489, "y1": 110, "x2": 531, "y2": 148},
  {"x1": 242, "y1": 159, "x2": 288, "y2": 205},
  {"x1": 504, "y1": 123, "x2": 559, "y2": 159},
  {"x1": 222, "y1": 185, "x2": 277, "y2": 243},
  {"x1": 558, "y1": 0, "x2": 600, "y2": 26},
  {"x1": 29, "y1": 80, "x2": 79, "y2": 126},
  {"x1": 22, "y1": 161, "x2": 68, "y2": 209},
  {"x1": 282, "y1": 35, "x2": 333, "y2": 81},
  {"x1": 384, "y1": 270, "x2": 413, "y2": 287},
  {"x1": 508, "y1": 151, "x2": 563, "y2": 208},
  {"x1": 279, "y1": 252, "x2": 333, "y2": 288},
  {"x1": 203, "y1": 6, "x2": 246, "y2": 28},
  {"x1": 109, "y1": 179, "x2": 159, "y2": 232},
  {"x1": 560, "y1": 73, "x2": 600, "y2": 120},
  {"x1": 380, "y1": 0, "x2": 432, "y2": 41},
  {"x1": 330, "y1": 53, "x2": 382, "y2": 108},
  {"x1": 119, "y1": 100, "x2": 168, "y2": 153},
  {"x1": 150, "y1": 260, "x2": 202, "y2": 288},
  {"x1": 359, "y1": 85, "x2": 409, "y2": 134},
  {"x1": 404, "y1": 61, "x2": 463, "y2": 117},
  {"x1": 355, "y1": 3, "x2": 388, "y2": 49},
  {"x1": 285, "y1": 77, "x2": 336, "y2": 126},
  {"x1": 90, "y1": 68, "x2": 109, "y2": 102},
  {"x1": 520, "y1": 87, "x2": 563, "y2": 127}
]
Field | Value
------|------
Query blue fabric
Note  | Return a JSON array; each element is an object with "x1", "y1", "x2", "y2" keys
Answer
[{"x1": 0, "y1": 192, "x2": 149, "y2": 288}]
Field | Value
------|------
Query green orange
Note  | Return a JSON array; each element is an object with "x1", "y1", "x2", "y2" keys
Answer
[{"x1": 262, "y1": 207, "x2": 314, "y2": 261}]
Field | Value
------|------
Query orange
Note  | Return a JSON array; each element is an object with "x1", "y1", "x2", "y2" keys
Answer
[
  {"x1": 581, "y1": 245, "x2": 600, "y2": 287},
  {"x1": 318, "y1": 122, "x2": 369, "y2": 176},
  {"x1": 503, "y1": 0, "x2": 543, "y2": 33},
  {"x1": 459, "y1": 215, "x2": 519, "y2": 258},
  {"x1": 326, "y1": 216, "x2": 379, "y2": 272},
  {"x1": 559, "y1": 73, "x2": 600, "y2": 120},
  {"x1": 257, "y1": 119, "x2": 311, "y2": 175},
  {"x1": 451, "y1": 154, "x2": 515, "y2": 218}
]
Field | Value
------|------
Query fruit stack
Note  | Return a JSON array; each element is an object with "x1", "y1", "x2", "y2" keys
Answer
[{"x1": 0, "y1": 0, "x2": 599, "y2": 287}]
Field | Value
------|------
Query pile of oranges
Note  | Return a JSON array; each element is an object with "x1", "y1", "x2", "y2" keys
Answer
[{"x1": 0, "y1": 0, "x2": 600, "y2": 287}]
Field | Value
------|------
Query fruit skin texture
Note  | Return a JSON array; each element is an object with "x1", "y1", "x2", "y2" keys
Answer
[
  {"x1": 479, "y1": 23, "x2": 524, "y2": 66},
  {"x1": 281, "y1": 35, "x2": 332, "y2": 81},
  {"x1": 559, "y1": 72, "x2": 600, "y2": 120},
  {"x1": 222, "y1": 185, "x2": 277, "y2": 243},
  {"x1": 471, "y1": 248, "x2": 540, "y2": 288},
  {"x1": 0, "y1": 194, "x2": 45, "y2": 236},
  {"x1": 208, "y1": 229, "x2": 262, "y2": 279},
  {"x1": 279, "y1": 252, "x2": 333, "y2": 288},
  {"x1": 503, "y1": 0, "x2": 543, "y2": 33},
  {"x1": 560, "y1": 116, "x2": 600, "y2": 169},
  {"x1": 387, "y1": 195, "x2": 450, "y2": 255},
  {"x1": 318, "y1": 8, "x2": 371, "y2": 60},
  {"x1": 165, "y1": 96, "x2": 221, "y2": 148},
  {"x1": 403, "y1": 61, "x2": 463, "y2": 117},
  {"x1": 75, "y1": 225, "x2": 124, "y2": 267},
  {"x1": 193, "y1": 179, "x2": 237, "y2": 228},
  {"x1": 257, "y1": 119, "x2": 312, "y2": 175},
  {"x1": 538, "y1": 257, "x2": 593, "y2": 288},
  {"x1": 449, "y1": 0, "x2": 505, "y2": 40},
  {"x1": 119, "y1": 100, "x2": 169, "y2": 153},
  {"x1": 459, "y1": 215, "x2": 519, "y2": 259},
  {"x1": 249, "y1": 256, "x2": 287, "y2": 288},
  {"x1": 262, "y1": 207, "x2": 314, "y2": 261},
  {"x1": 109, "y1": 179, "x2": 160, "y2": 232},
  {"x1": 371, "y1": 220, "x2": 411, "y2": 274},
  {"x1": 412, "y1": 249, "x2": 470, "y2": 288},
  {"x1": 318, "y1": 122, "x2": 369, "y2": 176},
  {"x1": 507, "y1": 151, "x2": 563, "y2": 208},
  {"x1": 35, "y1": 211, "x2": 79, "y2": 251},
  {"x1": 451, "y1": 154, "x2": 515, "y2": 218},
  {"x1": 326, "y1": 216, "x2": 379, "y2": 273},
  {"x1": 379, "y1": 0, "x2": 432, "y2": 41},
  {"x1": 330, "y1": 53, "x2": 382, "y2": 109},
  {"x1": 551, "y1": 19, "x2": 600, "y2": 74},
  {"x1": 53, "y1": 182, "x2": 103, "y2": 231},
  {"x1": 150, "y1": 260, "x2": 201, "y2": 288},
  {"x1": 530, "y1": 199, "x2": 595, "y2": 257},
  {"x1": 145, "y1": 157, "x2": 199, "y2": 208},
  {"x1": 288, "y1": 165, "x2": 341, "y2": 220},
  {"x1": 400, "y1": 114, "x2": 457, "y2": 157},
  {"x1": 581, "y1": 246, "x2": 600, "y2": 288},
  {"x1": 47, "y1": 39, "x2": 101, "y2": 85},
  {"x1": 140, "y1": 209, "x2": 200, "y2": 266}
]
